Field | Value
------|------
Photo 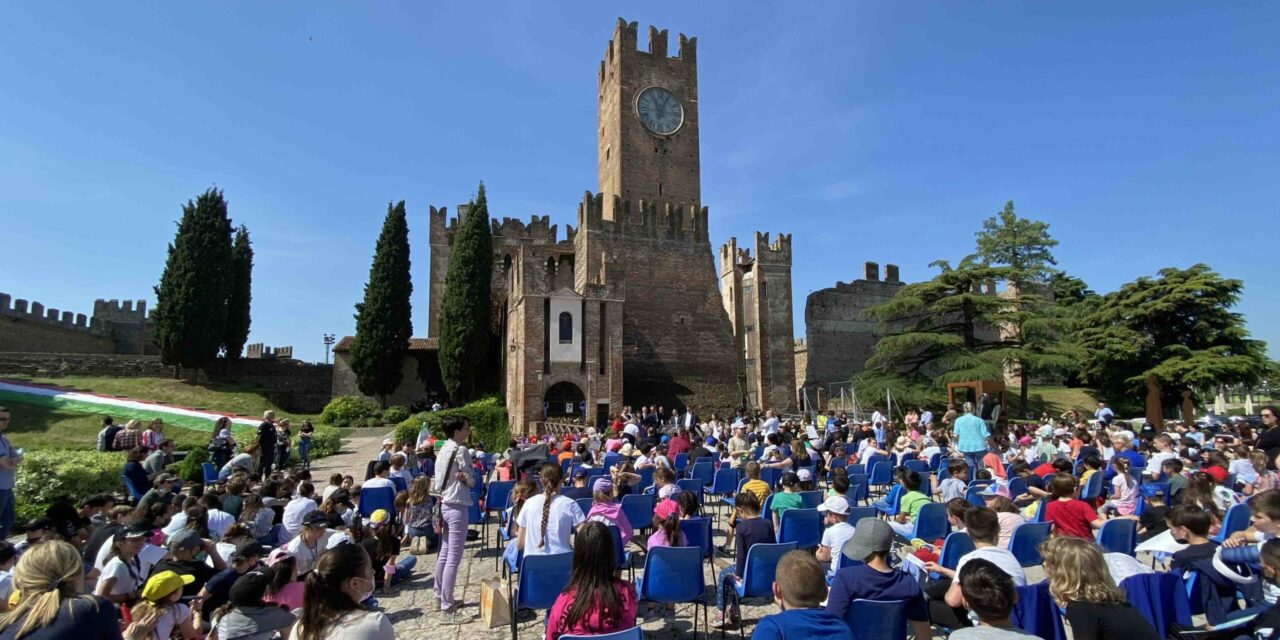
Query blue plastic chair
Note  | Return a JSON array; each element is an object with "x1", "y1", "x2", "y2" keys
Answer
[
  {"x1": 760, "y1": 467, "x2": 784, "y2": 489},
  {"x1": 847, "y1": 473, "x2": 869, "y2": 505},
  {"x1": 799, "y1": 490, "x2": 823, "y2": 509},
  {"x1": 636, "y1": 546, "x2": 707, "y2": 636},
  {"x1": 1009, "y1": 522, "x2": 1053, "y2": 567},
  {"x1": 708, "y1": 467, "x2": 740, "y2": 498},
  {"x1": 846, "y1": 463, "x2": 866, "y2": 477},
  {"x1": 678, "y1": 516, "x2": 715, "y2": 584},
  {"x1": 964, "y1": 484, "x2": 988, "y2": 508},
  {"x1": 826, "y1": 456, "x2": 848, "y2": 479},
  {"x1": 637, "y1": 466, "x2": 655, "y2": 492},
  {"x1": 868, "y1": 461, "x2": 894, "y2": 495},
  {"x1": 936, "y1": 531, "x2": 975, "y2": 574},
  {"x1": 688, "y1": 461, "x2": 714, "y2": 486},
  {"x1": 1120, "y1": 572, "x2": 1192, "y2": 639},
  {"x1": 928, "y1": 452, "x2": 944, "y2": 472},
  {"x1": 1212, "y1": 503, "x2": 1251, "y2": 544},
  {"x1": 604, "y1": 524, "x2": 633, "y2": 580},
  {"x1": 1011, "y1": 581, "x2": 1066, "y2": 640},
  {"x1": 509, "y1": 552, "x2": 573, "y2": 640},
  {"x1": 778, "y1": 508, "x2": 823, "y2": 549},
  {"x1": 620, "y1": 493, "x2": 655, "y2": 533},
  {"x1": 676, "y1": 478, "x2": 704, "y2": 502},
  {"x1": 967, "y1": 478, "x2": 995, "y2": 491},
  {"x1": 560, "y1": 628, "x2": 642, "y2": 640},
  {"x1": 358, "y1": 486, "x2": 396, "y2": 520},
  {"x1": 1096, "y1": 518, "x2": 1137, "y2": 555},
  {"x1": 902, "y1": 502, "x2": 949, "y2": 542},
  {"x1": 1079, "y1": 471, "x2": 1105, "y2": 501},
  {"x1": 903, "y1": 459, "x2": 929, "y2": 475},
  {"x1": 201, "y1": 463, "x2": 218, "y2": 485},
  {"x1": 847, "y1": 506, "x2": 878, "y2": 525},
  {"x1": 734, "y1": 542, "x2": 798, "y2": 601},
  {"x1": 674, "y1": 452, "x2": 689, "y2": 475},
  {"x1": 874, "y1": 484, "x2": 903, "y2": 517},
  {"x1": 390, "y1": 475, "x2": 408, "y2": 494},
  {"x1": 1008, "y1": 476, "x2": 1028, "y2": 500},
  {"x1": 575, "y1": 497, "x2": 595, "y2": 518},
  {"x1": 844, "y1": 599, "x2": 906, "y2": 640}
]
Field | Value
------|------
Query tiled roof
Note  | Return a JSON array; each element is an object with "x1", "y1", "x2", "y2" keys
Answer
[{"x1": 332, "y1": 336, "x2": 438, "y2": 353}]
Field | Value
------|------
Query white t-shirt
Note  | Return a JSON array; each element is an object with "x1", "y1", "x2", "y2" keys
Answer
[
  {"x1": 955, "y1": 546, "x2": 1027, "y2": 586},
  {"x1": 820, "y1": 522, "x2": 857, "y2": 576},
  {"x1": 152, "y1": 603, "x2": 191, "y2": 640},
  {"x1": 292, "y1": 610, "x2": 395, "y2": 640},
  {"x1": 322, "y1": 484, "x2": 342, "y2": 502},
  {"x1": 0, "y1": 570, "x2": 11, "y2": 605},
  {"x1": 362, "y1": 477, "x2": 395, "y2": 491},
  {"x1": 282, "y1": 497, "x2": 319, "y2": 538},
  {"x1": 762, "y1": 418, "x2": 780, "y2": 436},
  {"x1": 623, "y1": 423, "x2": 640, "y2": 438},
  {"x1": 515, "y1": 494, "x2": 585, "y2": 556},
  {"x1": 94, "y1": 538, "x2": 165, "y2": 573},
  {"x1": 285, "y1": 530, "x2": 335, "y2": 576},
  {"x1": 101, "y1": 555, "x2": 146, "y2": 595},
  {"x1": 207, "y1": 508, "x2": 235, "y2": 540}
]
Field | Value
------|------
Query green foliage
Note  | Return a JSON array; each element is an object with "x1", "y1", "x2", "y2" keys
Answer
[
  {"x1": 974, "y1": 201, "x2": 1058, "y2": 283},
  {"x1": 223, "y1": 225, "x2": 254, "y2": 359},
  {"x1": 351, "y1": 200, "x2": 414, "y2": 407},
  {"x1": 308, "y1": 425, "x2": 344, "y2": 458},
  {"x1": 1078, "y1": 263, "x2": 1268, "y2": 411},
  {"x1": 393, "y1": 396, "x2": 508, "y2": 453},
  {"x1": 16, "y1": 450, "x2": 125, "y2": 506},
  {"x1": 381, "y1": 405, "x2": 410, "y2": 424},
  {"x1": 153, "y1": 188, "x2": 235, "y2": 370},
  {"x1": 175, "y1": 446, "x2": 209, "y2": 483},
  {"x1": 438, "y1": 183, "x2": 494, "y2": 403},
  {"x1": 320, "y1": 396, "x2": 381, "y2": 429}
]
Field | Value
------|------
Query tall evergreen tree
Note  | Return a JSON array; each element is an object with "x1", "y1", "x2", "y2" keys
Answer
[
  {"x1": 152, "y1": 188, "x2": 234, "y2": 373},
  {"x1": 438, "y1": 182, "x2": 493, "y2": 403},
  {"x1": 223, "y1": 225, "x2": 254, "y2": 359},
  {"x1": 350, "y1": 201, "x2": 414, "y2": 407}
]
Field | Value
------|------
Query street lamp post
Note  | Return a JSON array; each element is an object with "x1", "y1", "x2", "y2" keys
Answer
[{"x1": 323, "y1": 333, "x2": 335, "y2": 365}]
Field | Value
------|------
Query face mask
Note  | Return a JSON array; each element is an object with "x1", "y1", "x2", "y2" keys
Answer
[{"x1": 353, "y1": 577, "x2": 375, "y2": 603}]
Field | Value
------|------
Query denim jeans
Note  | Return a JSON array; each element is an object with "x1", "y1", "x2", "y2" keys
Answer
[
  {"x1": 435, "y1": 502, "x2": 469, "y2": 611},
  {"x1": 0, "y1": 490, "x2": 14, "y2": 540},
  {"x1": 962, "y1": 450, "x2": 986, "y2": 474},
  {"x1": 716, "y1": 565, "x2": 741, "y2": 611},
  {"x1": 297, "y1": 440, "x2": 312, "y2": 467},
  {"x1": 407, "y1": 524, "x2": 438, "y2": 550},
  {"x1": 389, "y1": 555, "x2": 417, "y2": 585}
]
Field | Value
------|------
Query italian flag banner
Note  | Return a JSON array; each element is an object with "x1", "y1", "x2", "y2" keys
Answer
[{"x1": 0, "y1": 378, "x2": 260, "y2": 432}]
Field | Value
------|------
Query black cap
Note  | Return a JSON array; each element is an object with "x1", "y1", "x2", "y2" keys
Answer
[
  {"x1": 123, "y1": 520, "x2": 154, "y2": 538},
  {"x1": 228, "y1": 570, "x2": 273, "y2": 606},
  {"x1": 25, "y1": 517, "x2": 51, "y2": 532},
  {"x1": 303, "y1": 511, "x2": 329, "y2": 528},
  {"x1": 232, "y1": 541, "x2": 267, "y2": 561},
  {"x1": 325, "y1": 512, "x2": 346, "y2": 528}
]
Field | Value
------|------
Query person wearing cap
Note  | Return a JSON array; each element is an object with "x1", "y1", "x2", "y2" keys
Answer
[
  {"x1": 130, "y1": 569, "x2": 198, "y2": 640},
  {"x1": 826, "y1": 518, "x2": 932, "y2": 637},
  {"x1": 816, "y1": 496, "x2": 857, "y2": 579},
  {"x1": 94, "y1": 520, "x2": 153, "y2": 604},
  {"x1": 688, "y1": 436, "x2": 717, "y2": 466},
  {"x1": 562, "y1": 468, "x2": 593, "y2": 501},
  {"x1": 375, "y1": 438, "x2": 395, "y2": 463},
  {"x1": 210, "y1": 569, "x2": 297, "y2": 640},
  {"x1": 198, "y1": 540, "x2": 266, "y2": 619},
  {"x1": 283, "y1": 511, "x2": 335, "y2": 577},
  {"x1": 152, "y1": 528, "x2": 226, "y2": 599},
  {"x1": 259, "y1": 547, "x2": 306, "y2": 612},
  {"x1": 727, "y1": 424, "x2": 751, "y2": 468},
  {"x1": 359, "y1": 509, "x2": 417, "y2": 591},
  {"x1": 136, "y1": 472, "x2": 178, "y2": 514}
]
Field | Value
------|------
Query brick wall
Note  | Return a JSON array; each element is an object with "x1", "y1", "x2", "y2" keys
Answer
[{"x1": 802, "y1": 265, "x2": 904, "y2": 396}]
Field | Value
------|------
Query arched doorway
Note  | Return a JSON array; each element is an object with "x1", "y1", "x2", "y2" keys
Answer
[{"x1": 544, "y1": 381, "x2": 585, "y2": 420}]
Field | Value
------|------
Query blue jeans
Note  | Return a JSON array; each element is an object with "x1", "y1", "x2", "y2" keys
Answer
[
  {"x1": 0, "y1": 490, "x2": 13, "y2": 540},
  {"x1": 962, "y1": 451, "x2": 985, "y2": 474},
  {"x1": 298, "y1": 440, "x2": 312, "y2": 467},
  {"x1": 389, "y1": 555, "x2": 417, "y2": 585},
  {"x1": 407, "y1": 524, "x2": 438, "y2": 550},
  {"x1": 716, "y1": 565, "x2": 740, "y2": 611}
]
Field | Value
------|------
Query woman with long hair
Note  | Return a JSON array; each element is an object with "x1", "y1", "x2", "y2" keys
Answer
[
  {"x1": 208, "y1": 417, "x2": 236, "y2": 470},
  {"x1": 544, "y1": 521, "x2": 638, "y2": 639},
  {"x1": 94, "y1": 521, "x2": 150, "y2": 604},
  {"x1": 292, "y1": 544, "x2": 391, "y2": 640},
  {"x1": 297, "y1": 420, "x2": 315, "y2": 470},
  {"x1": 1184, "y1": 472, "x2": 1225, "y2": 526},
  {"x1": 516, "y1": 463, "x2": 586, "y2": 558},
  {"x1": 263, "y1": 548, "x2": 305, "y2": 612},
  {"x1": 0, "y1": 540, "x2": 124, "y2": 639},
  {"x1": 1039, "y1": 537, "x2": 1159, "y2": 639},
  {"x1": 501, "y1": 480, "x2": 539, "y2": 569},
  {"x1": 239, "y1": 494, "x2": 276, "y2": 545},
  {"x1": 431, "y1": 416, "x2": 475, "y2": 624},
  {"x1": 275, "y1": 419, "x2": 293, "y2": 470},
  {"x1": 359, "y1": 509, "x2": 416, "y2": 591},
  {"x1": 402, "y1": 475, "x2": 437, "y2": 551}
]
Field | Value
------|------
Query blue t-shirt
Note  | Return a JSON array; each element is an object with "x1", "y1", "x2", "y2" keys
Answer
[
  {"x1": 826, "y1": 563, "x2": 928, "y2": 624},
  {"x1": 952, "y1": 414, "x2": 990, "y2": 454},
  {"x1": 752, "y1": 608, "x2": 853, "y2": 640},
  {"x1": 0, "y1": 434, "x2": 14, "y2": 490}
]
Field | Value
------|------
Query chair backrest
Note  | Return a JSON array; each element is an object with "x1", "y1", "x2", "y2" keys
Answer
[
  {"x1": 1008, "y1": 476, "x2": 1028, "y2": 500},
  {"x1": 845, "y1": 599, "x2": 907, "y2": 640},
  {"x1": 847, "y1": 474, "x2": 869, "y2": 503},
  {"x1": 1215, "y1": 503, "x2": 1251, "y2": 543},
  {"x1": 846, "y1": 463, "x2": 866, "y2": 476},
  {"x1": 847, "y1": 506, "x2": 878, "y2": 525},
  {"x1": 968, "y1": 478, "x2": 995, "y2": 490},
  {"x1": 903, "y1": 460, "x2": 929, "y2": 475},
  {"x1": 928, "y1": 452, "x2": 944, "y2": 471},
  {"x1": 1011, "y1": 581, "x2": 1066, "y2": 640},
  {"x1": 678, "y1": 516, "x2": 714, "y2": 559},
  {"x1": 868, "y1": 461, "x2": 894, "y2": 485},
  {"x1": 740, "y1": 542, "x2": 798, "y2": 597},
  {"x1": 604, "y1": 524, "x2": 627, "y2": 569},
  {"x1": 620, "y1": 493, "x2": 655, "y2": 530},
  {"x1": 637, "y1": 466, "x2": 655, "y2": 491},
  {"x1": 799, "y1": 490, "x2": 823, "y2": 509},
  {"x1": 760, "y1": 467, "x2": 784, "y2": 489},
  {"x1": 201, "y1": 462, "x2": 218, "y2": 484},
  {"x1": 710, "y1": 468, "x2": 740, "y2": 495},
  {"x1": 559, "y1": 627, "x2": 643, "y2": 640},
  {"x1": 1096, "y1": 518, "x2": 1137, "y2": 556},
  {"x1": 639, "y1": 545, "x2": 705, "y2": 603},
  {"x1": 1079, "y1": 470, "x2": 1105, "y2": 500},
  {"x1": 911, "y1": 502, "x2": 950, "y2": 542},
  {"x1": 762, "y1": 492, "x2": 776, "y2": 517},
  {"x1": 485, "y1": 480, "x2": 514, "y2": 514},
  {"x1": 1009, "y1": 522, "x2": 1053, "y2": 567},
  {"x1": 689, "y1": 461, "x2": 714, "y2": 485},
  {"x1": 778, "y1": 508, "x2": 823, "y2": 549},
  {"x1": 516, "y1": 552, "x2": 574, "y2": 610},
  {"x1": 576, "y1": 497, "x2": 595, "y2": 518},
  {"x1": 1120, "y1": 572, "x2": 1192, "y2": 639},
  {"x1": 674, "y1": 452, "x2": 689, "y2": 471},
  {"x1": 964, "y1": 484, "x2": 988, "y2": 508},
  {"x1": 358, "y1": 486, "x2": 396, "y2": 518},
  {"x1": 828, "y1": 457, "x2": 848, "y2": 473},
  {"x1": 676, "y1": 478, "x2": 704, "y2": 501},
  {"x1": 390, "y1": 476, "x2": 408, "y2": 493},
  {"x1": 938, "y1": 531, "x2": 975, "y2": 571}
]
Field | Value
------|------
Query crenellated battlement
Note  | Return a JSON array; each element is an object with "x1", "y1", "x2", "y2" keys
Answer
[
  {"x1": 430, "y1": 206, "x2": 574, "y2": 247},
  {"x1": 0, "y1": 292, "x2": 106, "y2": 334},
  {"x1": 246, "y1": 343, "x2": 294, "y2": 360},
  {"x1": 600, "y1": 18, "x2": 697, "y2": 84},
  {"x1": 577, "y1": 191, "x2": 709, "y2": 245},
  {"x1": 93, "y1": 298, "x2": 148, "y2": 321},
  {"x1": 753, "y1": 231, "x2": 792, "y2": 266}
]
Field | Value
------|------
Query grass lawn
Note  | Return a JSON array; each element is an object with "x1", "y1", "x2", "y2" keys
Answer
[
  {"x1": 1, "y1": 375, "x2": 329, "y2": 451},
  {"x1": 1011, "y1": 385, "x2": 1101, "y2": 420}
]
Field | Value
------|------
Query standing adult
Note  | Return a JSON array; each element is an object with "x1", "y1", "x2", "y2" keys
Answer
[
  {"x1": 1255, "y1": 406, "x2": 1280, "y2": 470},
  {"x1": 298, "y1": 420, "x2": 315, "y2": 470},
  {"x1": 761, "y1": 410, "x2": 781, "y2": 438},
  {"x1": 941, "y1": 404, "x2": 958, "y2": 428},
  {"x1": 1094, "y1": 402, "x2": 1114, "y2": 425},
  {"x1": 0, "y1": 406, "x2": 18, "y2": 540},
  {"x1": 256, "y1": 410, "x2": 278, "y2": 480},
  {"x1": 432, "y1": 416, "x2": 475, "y2": 623},
  {"x1": 275, "y1": 418, "x2": 293, "y2": 470},
  {"x1": 953, "y1": 402, "x2": 991, "y2": 474}
]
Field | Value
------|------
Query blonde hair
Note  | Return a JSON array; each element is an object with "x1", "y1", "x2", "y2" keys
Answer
[
  {"x1": 148, "y1": 418, "x2": 163, "y2": 429},
  {"x1": 125, "y1": 419, "x2": 141, "y2": 430},
  {"x1": 0, "y1": 541, "x2": 93, "y2": 639},
  {"x1": 1039, "y1": 537, "x2": 1125, "y2": 606}
]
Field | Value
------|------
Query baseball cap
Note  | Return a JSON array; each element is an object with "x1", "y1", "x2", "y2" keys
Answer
[
  {"x1": 660, "y1": 435, "x2": 670, "y2": 444},
  {"x1": 844, "y1": 518, "x2": 893, "y2": 561},
  {"x1": 592, "y1": 477, "x2": 614, "y2": 494},
  {"x1": 818, "y1": 495, "x2": 850, "y2": 516},
  {"x1": 303, "y1": 511, "x2": 329, "y2": 528},
  {"x1": 267, "y1": 547, "x2": 294, "y2": 567},
  {"x1": 123, "y1": 520, "x2": 153, "y2": 538},
  {"x1": 369, "y1": 509, "x2": 392, "y2": 527},
  {"x1": 326, "y1": 512, "x2": 347, "y2": 528},
  {"x1": 166, "y1": 529, "x2": 203, "y2": 551},
  {"x1": 797, "y1": 468, "x2": 813, "y2": 483},
  {"x1": 24, "y1": 517, "x2": 51, "y2": 533},
  {"x1": 654, "y1": 498, "x2": 680, "y2": 521},
  {"x1": 228, "y1": 570, "x2": 273, "y2": 606},
  {"x1": 153, "y1": 473, "x2": 177, "y2": 485},
  {"x1": 140, "y1": 570, "x2": 195, "y2": 602},
  {"x1": 658, "y1": 484, "x2": 681, "y2": 501},
  {"x1": 572, "y1": 467, "x2": 588, "y2": 479},
  {"x1": 979, "y1": 484, "x2": 1011, "y2": 500},
  {"x1": 232, "y1": 541, "x2": 266, "y2": 561},
  {"x1": 705, "y1": 437, "x2": 717, "y2": 446},
  {"x1": 382, "y1": 438, "x2": 393, "y2": 446}
]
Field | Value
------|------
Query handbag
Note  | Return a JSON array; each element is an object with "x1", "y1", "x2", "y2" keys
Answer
[{"x1": 431, "y1": 446, "x2": 457, "y2": 534}]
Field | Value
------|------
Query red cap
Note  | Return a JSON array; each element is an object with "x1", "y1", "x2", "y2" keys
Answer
[
  {"x1": 1203, "y1": 466, "x2": 1228, "y2": 484},
  {"x1": 654, "y1": 498, "x2": 680, "y2": 521}
]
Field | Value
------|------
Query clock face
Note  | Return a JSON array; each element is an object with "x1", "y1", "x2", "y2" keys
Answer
[{"x1": 636, "y1": 86, "x2": 684, "y2": 135}]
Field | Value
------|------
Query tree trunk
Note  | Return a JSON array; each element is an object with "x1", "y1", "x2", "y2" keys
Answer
[{"x1": 1181, "y1": 389, "x2": 1196, "y2": 427}]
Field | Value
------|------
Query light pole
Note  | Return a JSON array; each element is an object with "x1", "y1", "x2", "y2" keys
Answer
[{"x1": 323, "y1": 333, "x2": 335, "y2": 364}]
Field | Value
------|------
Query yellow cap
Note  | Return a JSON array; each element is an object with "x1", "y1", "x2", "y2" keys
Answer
[
  {"x1": 140, "y1": 570, "x2": 195, "y2": 602},
  {"x1": 369, "y1": 508, "x2": 391, "y2": 526}
]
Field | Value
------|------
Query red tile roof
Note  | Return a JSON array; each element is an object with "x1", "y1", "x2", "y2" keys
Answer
[{"x1": 332, "y1": 336, "x2": 438, "y2": 353}]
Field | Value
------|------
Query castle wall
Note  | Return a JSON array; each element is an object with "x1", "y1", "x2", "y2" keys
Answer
[
  {"x1": 0, "y1": 293, "x2": 116, "y2": 354},
  {"x1": 752, "y1": 233, "x2": 797, "y2": 412},
  {"x1": 802, "y1": 262, "x2": 903, "y2": 395}
]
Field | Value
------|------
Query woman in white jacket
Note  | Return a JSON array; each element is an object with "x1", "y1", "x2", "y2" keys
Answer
[{"x1": 432, "y1": 416, "x2": 475, "y2": 624}]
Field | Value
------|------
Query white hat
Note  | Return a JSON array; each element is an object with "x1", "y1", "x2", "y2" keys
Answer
[
  {"x1": 797, "y1": 468, "x2": 813, "y2": 482},
  {"x1": 818, "y1": 495, "x2": 850, "y2": 516},
  {"x1": 382, "y1": 438, "x2": 393, "y2": 446}
]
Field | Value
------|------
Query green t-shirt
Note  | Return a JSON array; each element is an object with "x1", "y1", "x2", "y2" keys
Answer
[
  {"x1": 900, "y1": 491, "x2": 931, "y2": 519},
  {"x1": 771, "y1": 492, "x2": 804, "y2": 519}
]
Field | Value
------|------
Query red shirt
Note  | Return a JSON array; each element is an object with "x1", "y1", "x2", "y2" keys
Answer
[
  {"x1": 1045, "y1": 498, "x2": 1098, "y2": 539},
  {"x1": 1033, "y1": 462, "x2": 1057, "y2": 478},
  {"x1": 544, "y1": 582, "x2": 638, "y2": 640},
  {"x1": 668, "y1": 436, "x2": 691, "y2": 455}
]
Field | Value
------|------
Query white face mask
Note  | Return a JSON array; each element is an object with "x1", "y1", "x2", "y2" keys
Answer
[{"x1": 352, "y1": 577, "x2": 375, "y2": 603}]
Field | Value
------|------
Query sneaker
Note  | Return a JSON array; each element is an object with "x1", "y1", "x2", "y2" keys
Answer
[
  {"x1": 663, "y1": 606, "x2": 676, "y2": 623},
  {"x1": 439, "y1": 608, "x2": 470, "y2": 625},
  {"x1": 710, "y1": 612, "x2": 729, "y2": 629},
  {"x1": 643, "y1": 606, "x2": 662, "y2": 623}
]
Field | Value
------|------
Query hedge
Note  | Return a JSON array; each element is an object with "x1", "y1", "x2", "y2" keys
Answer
[
  {"x1": 320, "y1": 396, "x2": 381, "y2": 428},
  {"x1": 16, "y1": 450, "x2": 125, "y2": 508},
  {"x1": 394, "y1": 396, "x2": 508, "y2": 453}
]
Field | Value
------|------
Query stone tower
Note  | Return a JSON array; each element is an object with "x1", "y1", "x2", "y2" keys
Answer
[
  {"x1": 577, "y1": 19, "x2": 742, "y2": 410},
  {"x1": 719, "y1": 233, "x2": 797, "y2": 412}
]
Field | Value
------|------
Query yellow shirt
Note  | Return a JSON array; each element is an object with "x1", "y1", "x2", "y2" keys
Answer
[{"x1": 743, "y1": 479, "x2": 770, "y2": 503}]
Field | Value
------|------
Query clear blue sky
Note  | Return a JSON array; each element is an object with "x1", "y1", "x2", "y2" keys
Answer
[{"x1": 3, "y1": 2, "x2": 1277, "y2": 363}]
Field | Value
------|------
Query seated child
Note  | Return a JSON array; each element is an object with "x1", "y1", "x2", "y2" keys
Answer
[
  {"x1": 1042, "y1": 474, "x2": 1103, "y2": 539},
  {"x1": 751, "y1": 550, "x2": 853, "y2": 640}
]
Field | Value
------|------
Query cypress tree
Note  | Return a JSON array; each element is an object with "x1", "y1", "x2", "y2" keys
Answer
[
  {"x1": 351, "y1": 200, "x2": 414, "y2": 407},
  {"x1": 152, "y1": 188, "x2": 234, "y2": 373},
  {"x1": 438, "y1": 182, "x2": 493, "y2": 403},
  {"x1": 223, "y1": 225, "x2": 254, "y2": 359}
]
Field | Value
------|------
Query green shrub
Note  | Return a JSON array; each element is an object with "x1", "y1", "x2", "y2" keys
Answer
[
  {"x1": 320, "y1": 396, "x2": 380, "y2": 428},
  {"x1": 309, "y1": 425, "x2": 344, "y2": 458},
  {"x1": 175, "y1": 446, "x2": 210, "y2": 483},
  {"x1": 394, "y1": 396, "x2": 508, "y2": 453},
  {"x1": 381, "y1": 405, "x2": 410, "y2": 424},
  {"x1": 16, "y1": 450, "x2": 125, "y2": 507}
]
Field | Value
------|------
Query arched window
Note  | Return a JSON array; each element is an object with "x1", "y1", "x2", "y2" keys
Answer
[{"x1": 558, "y1": 311, "x2": 573, "y2": 344}]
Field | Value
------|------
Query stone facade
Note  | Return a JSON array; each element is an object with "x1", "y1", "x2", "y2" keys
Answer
[
  {"x1": 800, "y1": 261, "x2": 904, "y2": 404},
  {"x1": 245, "y1": 343, "x2": 294, "y2": 360},
  {"x1": 0, "y1": 293, "x2": 153, "y2": 356},
  {"x1": 720, "y1": 233, "x2": 797, "y2": 412},
  {"x1": 330, "y1": 337, "x2": 443, "y2": 408}
]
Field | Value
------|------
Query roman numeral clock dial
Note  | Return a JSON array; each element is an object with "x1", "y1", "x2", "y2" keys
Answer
[{"x1": 636, "y1": 86, "x2": 684, "y2": 135}]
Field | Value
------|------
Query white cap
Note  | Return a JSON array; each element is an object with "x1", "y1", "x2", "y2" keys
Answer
[
  {"x1": 797, "y1": 468, "x2": 813, "y2": 482},
  {"x1": 382, "y1": 438, "x2": 393, "y2": 446},
  {"x1": 818, "y1": 495, "x2": 850, "y2": 516}
]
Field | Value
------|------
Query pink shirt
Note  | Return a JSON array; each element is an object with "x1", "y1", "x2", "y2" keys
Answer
[
  {"x1": 544, "y1": 582, "x2": 638, "y2": 640},
  {"x1": 264, "y1": 581, "x2": 305, "y2": 611}
]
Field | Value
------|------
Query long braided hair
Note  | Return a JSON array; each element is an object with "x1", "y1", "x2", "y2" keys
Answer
[{"x1": 539, "y1": 463, "x2": 564, "y2": 549}]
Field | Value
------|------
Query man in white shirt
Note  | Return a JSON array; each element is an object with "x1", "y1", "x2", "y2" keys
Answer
[
  {"x1": 281, "y1": 482, "x2": 319, "y2": 541},
  {"x1": 363, "y1": 461, "x2": 396, "y2": 491},
  {"x1": 761, "y1": 410, "x2": 780, "y2": 437},
  {"x1": 816, "y1": 496, "x2": 857, "y2": 579},
  {"x1": 920, "y1": 408, "x2": 934, "y2": 426},
  {"x1": 1145, "y1": 434, "x2": 1177, "y2": 480}
]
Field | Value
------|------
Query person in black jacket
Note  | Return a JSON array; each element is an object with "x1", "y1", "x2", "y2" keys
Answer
[
  {"x1": 1257, "y1": 406, "x2": 1280, "y2": 470},
  {"x1": 256, "y1": 410, "x2": 277, "y2": 480}
]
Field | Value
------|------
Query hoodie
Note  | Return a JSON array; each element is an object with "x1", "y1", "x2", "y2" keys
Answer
[
  {"x1": 215, "y1": 605, "x2": 297, "y2": 640},
  {"x1": 586, "y1": 501, "x2": 634, "y2": 545}
]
